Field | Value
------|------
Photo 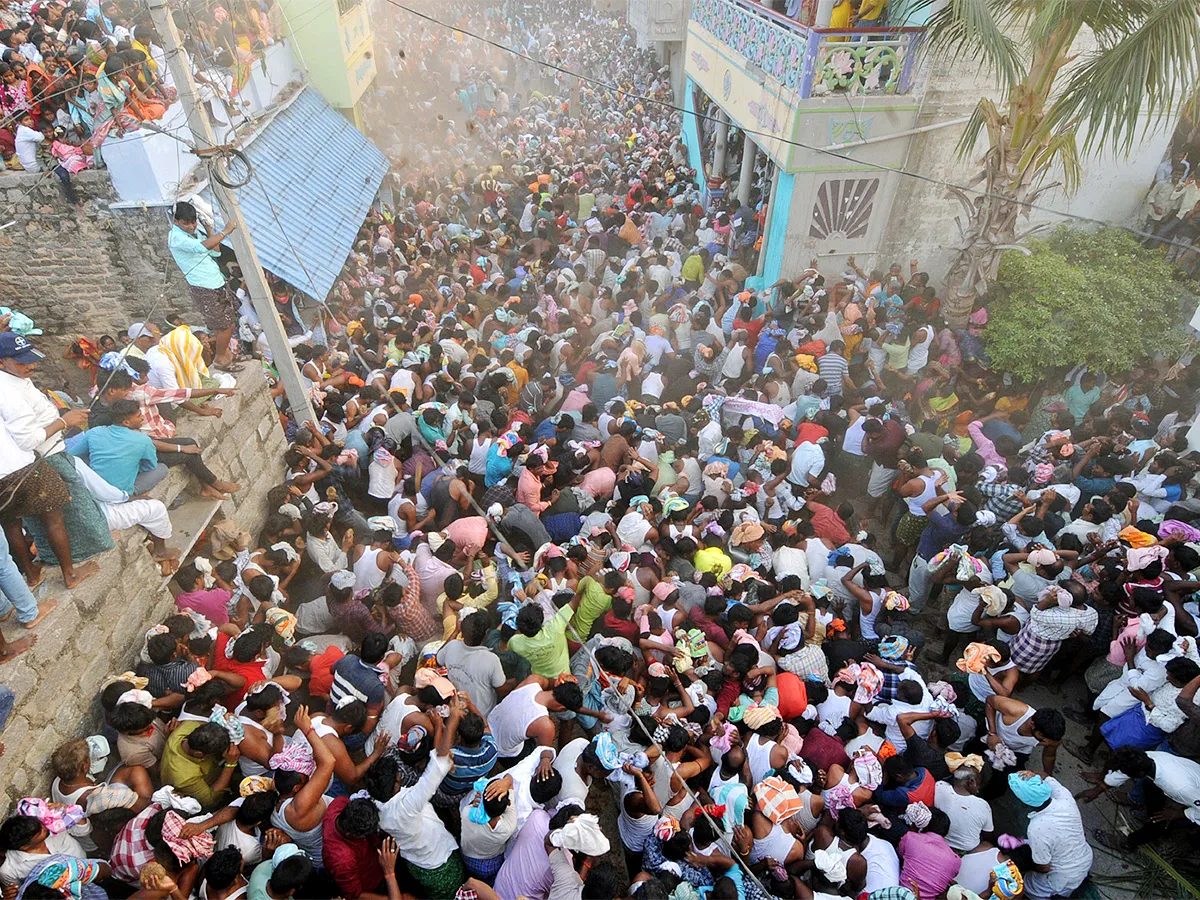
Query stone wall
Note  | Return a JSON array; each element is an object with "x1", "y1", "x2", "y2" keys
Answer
[
  {"x1": 0, "y1": 361, "x2": 287, "y2": 809},
  {"x1": 0, "y1": 170, "x2": 191, "y2": 392}
]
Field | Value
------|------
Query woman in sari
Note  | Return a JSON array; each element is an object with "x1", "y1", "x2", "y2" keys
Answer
[{"x1": 95, "y1": 54, "x2": 145, "y2": 136}]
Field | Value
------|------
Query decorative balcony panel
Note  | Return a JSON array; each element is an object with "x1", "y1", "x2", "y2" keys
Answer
[
  {"x1": 691, "y1": 0, "x2": 808, "y2": 91},
  {"x1": 811, "y1": 36, "x2": 908, "y2": 96},
  {"x1": 688, "y1": 0, "x2": 923, "y2": 98}
]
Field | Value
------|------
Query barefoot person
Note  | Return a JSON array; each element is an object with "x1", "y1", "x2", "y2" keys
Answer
[{"x1": 0, "y1": 332, "x2": 109, "y2": 590}]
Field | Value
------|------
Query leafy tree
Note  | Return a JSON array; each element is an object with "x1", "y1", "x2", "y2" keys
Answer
[
  {"x1": 923, "y1": 0, "x2": 1200, "y2": 324},
  {"x1": 984, "y1": 227, "x2": 1192, "y2": 381}
]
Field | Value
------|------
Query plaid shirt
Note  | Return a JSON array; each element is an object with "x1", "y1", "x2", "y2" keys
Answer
[
  {"x1": 130, "y1": 384, "x2": 193, "y2": 439},
  {"x1": 977, "y1": 481, "x2": 1025, "y2": 520},
  {"x1": 110, "y1": 803, "x2": 164, "y2": 883},
  {"x1": 391, "y1": 560, "x2": 438, "y2": 643},
  {"x1": 1029, "y1": 603, "x2": 1098, "y2": 641},
  {"x1": 878, "y1": 658, "x2": 919, "y2": 702}
]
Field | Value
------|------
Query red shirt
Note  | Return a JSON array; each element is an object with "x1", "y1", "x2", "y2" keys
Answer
[
  {"x1": 800, "y1": 726, "x2": 850, "y2": 774},
  {"x1": 687, "y1": 606, "x2": 730, "y2": 650},
  {"x1": 776, "y1": 672, "x2": 808, "y2": 720},
  {"x1": 322, "y1": 796, "x2": 384, "y2": 898},
  {"x1": 598, "y1": 611, "x2": 640, "y2": 643},
  {"x1": 309, "y1": 646, "x2": 345, "y2": 700},
  {"x1": 807, "y1": 501, "x2": 850, "y2": 545},
  {"x1": 212, "y1": 632, "x2": 266, "y2": 705}
]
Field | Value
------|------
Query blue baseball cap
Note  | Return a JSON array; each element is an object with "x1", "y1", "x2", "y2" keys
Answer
[{"x1": 0, "y1": 332, "x2": 45, "y2": 363}]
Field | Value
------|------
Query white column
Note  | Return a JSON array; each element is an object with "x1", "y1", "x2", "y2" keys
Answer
[
  {"x1": 712, "y1": 110, "x2": 729, "y2": 185},
  {"x1": 737, "y1": 135, "x2": 757, "y2": 205},
  {"x1": 815, "y1": 0, "x2": 836, "y2": 25}
]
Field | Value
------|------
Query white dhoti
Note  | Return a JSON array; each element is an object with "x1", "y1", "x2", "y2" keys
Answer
[{"x1": 102, "y1": 498, "x2": 173, "y2": 539}]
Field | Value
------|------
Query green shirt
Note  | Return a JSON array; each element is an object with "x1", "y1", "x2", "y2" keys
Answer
[
  {"x1": 681, "y1": 254, "x2": 705, "y2": 283},
  {"x1": 247, "y1": 860, "x2": 273, "y2": 900},
  {"x1": 569, "y1": 576, "x2": 612, "y2": 642},
  {"x1": 160, "y1": 720, "x2": 227, "y2": 810},
  {"x1": 508, "y1": 603, "x2": 574, "y2": 677}
]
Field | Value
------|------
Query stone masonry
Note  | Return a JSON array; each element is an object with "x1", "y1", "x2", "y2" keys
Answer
[
  {"x1": 0, "y1": 170, "x2": 191, "y2": 390},
  {"x1": 0, "y1": 361, "x2": 286, "y2": 810}
]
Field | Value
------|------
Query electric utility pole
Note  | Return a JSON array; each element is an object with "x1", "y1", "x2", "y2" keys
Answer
[{"x1": 147, "y1": 0, "x2": 317, "y2": 425}]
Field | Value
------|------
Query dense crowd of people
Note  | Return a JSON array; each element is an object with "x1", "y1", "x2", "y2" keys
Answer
[
  {"x1": 1, "y1": 0, "x2": 1200, "y2": 899},
  {"x1": 0, "y1": 0, "x2": 282, "y2": 202}
]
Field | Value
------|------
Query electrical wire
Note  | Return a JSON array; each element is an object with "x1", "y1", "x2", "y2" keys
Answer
[
  {"x1": 242, "y1": 127, "x2": 779, "y2": 892},
  {"x1": 381, "y1": 0, "x2": 1200, "y2": 256}
]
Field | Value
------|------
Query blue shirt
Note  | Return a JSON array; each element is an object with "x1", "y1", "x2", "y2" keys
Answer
[
  {"x1": 329, "y1": 654, "x2": 386, "y2": 709},
  {"x1": 443, "y1": 734, "x2": 498, "y2": 794},
  {"x1": 168, "y1": 224, "x2": 226, "y2": 289},
  {"x1": 70, "y1": 425, "x2": 157, "y2": 494}
]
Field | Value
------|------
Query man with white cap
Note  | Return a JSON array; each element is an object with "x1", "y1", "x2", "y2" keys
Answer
[{"x1": 122, "y1": 322, "x2": 160, "y2": 361}]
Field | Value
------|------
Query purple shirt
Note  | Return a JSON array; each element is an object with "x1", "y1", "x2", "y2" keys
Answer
[
  {"x1": 174, "y1": 588, "x2": 231, "y2": 625},
  {"x1": 493, "y1": 808, "x2": 552, "y2": 900},
  {"x1": 898, "y1": 831, "x2": 961, "y2": 898}
]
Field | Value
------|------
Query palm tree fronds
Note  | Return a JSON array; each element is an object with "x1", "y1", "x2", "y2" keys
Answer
[
  {"x1": 1049, "y1": 0, "x2": 1200, "y2": 156},
  {"x1": 1019, "y1": 127, "x2": 1081, "y2": 195},
  {"x1": 954, "y1": 98, "x2": 1003, "y2": 160},
  {"x1": 925, "y1": 0, "x2": 1027, "y2": 94}
]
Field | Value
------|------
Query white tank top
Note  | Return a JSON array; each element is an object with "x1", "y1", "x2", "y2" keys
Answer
[
  {"x1": 238, "y1": 717, "x2": 273, "y2": 778},
  {"x1": 617, "y1": 784, "x2": 658, "y2": 852},
  {"x1": 842, "y1": 417, "x2": 868, "y2": 456},
  {"x1": 746, "y1": 734, "x2": 778, "y2": 784},
  {"x1": 817, "y1": 693, "x2": 851, "y2": 729},
  {"x1": 357, "y1": 403, "x2": 390, "y2": 434},
  {"x1": 488, "y1": 683, "x2": 547, "y2": 757},
  {"x1": 968, "y1": 660, "x2": 1016, "y2": 702},
  {"x1": 860, "y1": 589, "x2": 884, "y2": 640},
  {"x1": 469, "y1": 437, "x2": 493, "y2": 475},
  {"x1": 271, "y1": 796, "x2": 328, "y2": 863},
  {"x1": 353, "y1": 547, "x2": 387, "y2": 593},
  {"x1": 861, "y1": 834, "x2": 901, "y2": 893},
  {"x1": 750, "y1": 823, "x2": 796, "y2": 864},
  {"x1": 996, "y1": 705, "x2": 1039, "y2": 754},
  {"x1": 905, "y1": 473, "x2": 939, "y2": 516},
  {"x1": 906, "y1": 327, "x2": 934, "y2": 373}
]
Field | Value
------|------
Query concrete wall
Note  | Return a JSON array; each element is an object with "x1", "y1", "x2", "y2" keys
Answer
[
  {"x1": 0, "y1": 361, "x2": 287, "y2": 809},
  {"x1": 881, "y1": 29, "x2": 1175, "y2": 277}
]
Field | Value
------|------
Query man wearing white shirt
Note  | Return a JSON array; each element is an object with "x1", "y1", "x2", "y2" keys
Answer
[
  {"x1": 0, "y1": 331, "x2": 107, "y2": 589},
  {"x1": 374, "y1": 693, "x2": 467, "y2": 895}
]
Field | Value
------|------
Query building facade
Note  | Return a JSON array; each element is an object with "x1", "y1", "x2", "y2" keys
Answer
[
  {"x1": 275, "y1": 0, "x2": 378, "y2": 126},
  {"x1": 679, "y1": 0, "x2": 926, "y2": 287},
  {"x1": 645, "y1": 0, "x2": 1177, "y2": 288}
]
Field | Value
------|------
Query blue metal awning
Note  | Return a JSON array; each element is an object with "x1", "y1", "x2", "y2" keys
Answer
[{"x1": 203, "y1": 87, "x2": 388, "y2": 301}]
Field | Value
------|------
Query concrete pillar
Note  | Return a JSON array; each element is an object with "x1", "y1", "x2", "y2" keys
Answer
[
  {"x1": 815, "y1": 0, "x2": 836, "y2": 25},
  {"x1": 737, "y1": 135, "x2": 757, "y2": 205},
  {"x1": 712, "y1": 110, "x2": 729, "y2": 185}
]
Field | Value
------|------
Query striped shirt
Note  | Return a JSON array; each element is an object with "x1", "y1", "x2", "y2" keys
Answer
[
  {"x1": 141, "y1": 658, "x2": 198, "y2": 698},
  {"x1": 816, "y1": 352, "x2": 850, "y2": 395},
  {"x1": 443, "y1": 734, "x2": 499, "y2": 794}
]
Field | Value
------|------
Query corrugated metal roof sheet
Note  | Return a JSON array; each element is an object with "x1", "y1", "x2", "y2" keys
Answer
[{"x1": 204, "y1": 87, "x2": 387, "y2": 301}]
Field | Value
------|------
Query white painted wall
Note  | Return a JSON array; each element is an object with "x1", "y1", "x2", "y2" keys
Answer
[{"x1": 879, "y1": 27, "x2": 1178, "y2": 278}]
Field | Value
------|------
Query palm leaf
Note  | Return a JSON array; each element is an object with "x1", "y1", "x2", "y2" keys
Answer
[
  {"x1": 1049, "y1": 0, "x2": 1200, "y2": 155},
  {"x1": 1017, "y1": 125, "x2": 1081, "y2": 194},
  {"x1": 923, "y1": 0, "x2": 1027, "y2": 94}
]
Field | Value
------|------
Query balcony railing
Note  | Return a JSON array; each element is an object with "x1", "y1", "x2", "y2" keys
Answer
[{"x1": 689, "y1": 0, "x2": 924, "y2": 96}]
